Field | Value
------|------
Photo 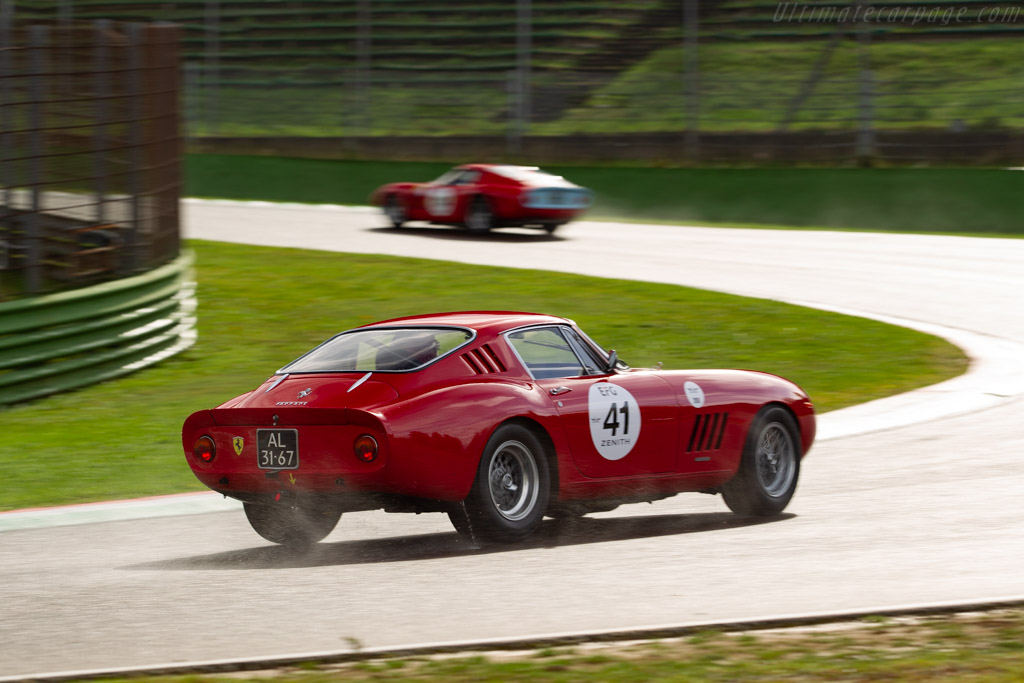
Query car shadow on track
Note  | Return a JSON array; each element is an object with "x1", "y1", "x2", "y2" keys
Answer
[
  {"x1": 366, "y1": 225, "x2": 568, "y2": 243},
  {"x1": 125, "y1": 512, "x2": 794, "y2": 571}
]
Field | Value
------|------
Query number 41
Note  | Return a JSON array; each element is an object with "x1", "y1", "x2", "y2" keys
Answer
[{"x1": 603, "y1": 402, "x2": 630, "y2": 436}]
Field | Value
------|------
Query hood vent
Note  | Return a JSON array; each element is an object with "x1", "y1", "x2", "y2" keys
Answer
[{"x1": 462, "y1": 344, "x2": 506, "y2": 374}]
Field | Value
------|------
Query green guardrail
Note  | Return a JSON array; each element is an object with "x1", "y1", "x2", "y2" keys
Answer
[{"x1": 0, "y1": 251, "x2": 197, "y2": 406}]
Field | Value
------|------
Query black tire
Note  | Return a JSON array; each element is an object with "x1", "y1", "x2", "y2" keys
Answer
[
  {"x1": 542, "y1": 222, "x2": 563, "y2": 234},
  {"x1": 384, "y1": 194, "x2": 406, "y2": 228},
  {"x1": 464, "y1": 195, "x2": 494, "y2": 233},
  {"x1": 449, "y1": 423, "x2": 550, "y2": 543},
  {"x1": 546, "y1": 503, "x2": 589, "y2": 520},
  {"x1": 721, "y1": 406, "x2": 801, "y2": 516},
  {"x1": 243, "y1": 502, "x2": 341, "y2": 548}
]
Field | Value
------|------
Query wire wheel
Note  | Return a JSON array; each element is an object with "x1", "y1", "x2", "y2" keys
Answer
[
  {"x1": 384, "y1": 194, "x2": 406, "y2": 228},
  {"x1": 722, "y1": 406, "x2": 801, "y2": 516},
  {"x1": 449, "y1": 423, "x2": 550, "y2": 544},
  {"x1": 755, "y1": 422, "x2": 797, "y2": 498},
  {"x1": 465, "y1": 196, "x2": 493, "y2": 233},
  {"x1": 487, "y1": 439, "x2": 540, "y2": 522}
]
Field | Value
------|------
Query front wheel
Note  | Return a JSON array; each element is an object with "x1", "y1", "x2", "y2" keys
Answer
[
  {"x1": 449, "y1": 424, "x2": 550, "y2": 544},
  {"x1": 243, "y1": 502, "x2": 341, "y2": 547},
  {"x1": 464, "y1": 195, "x2": 494, "y2": 233},
  {"x1": 384, "y1": 194, "x2": 406, "y2": 228},
  {"x1": 721, "y1": 406, "x2": 801, "y2": 516}
]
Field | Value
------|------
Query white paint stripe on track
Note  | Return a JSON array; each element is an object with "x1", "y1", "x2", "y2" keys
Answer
[
  {"x1": 0, "y1": 491, "x2": 240, "y2": 532},
  {"x1": 4, "y1": 595, "x2": 1023, "y2": 683}
]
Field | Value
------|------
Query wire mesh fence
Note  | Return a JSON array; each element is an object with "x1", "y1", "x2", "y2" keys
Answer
[
  {"x1": 0, "y1": 18, "x2": 181, "y2": 299},
  {"x1": 9, "y1": 1, "x2": 1024, "y2": 169}
]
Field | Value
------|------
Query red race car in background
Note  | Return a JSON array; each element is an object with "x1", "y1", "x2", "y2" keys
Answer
[
  {"x1": 369, "y1": 164, "x2": 593, "y2": 234},
  {"x1": 183, "y1": 312, "x2": 815, "y2": 547}
]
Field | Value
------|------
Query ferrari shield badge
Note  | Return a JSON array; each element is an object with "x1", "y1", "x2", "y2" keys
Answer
[{"x1": 232, "y1": 437, "x2": 244, "y2": 455}]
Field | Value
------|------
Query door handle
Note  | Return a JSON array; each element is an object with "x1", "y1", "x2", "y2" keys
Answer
[{"x1": 549, "y1": 386, "x2": 572, "y2": 396}]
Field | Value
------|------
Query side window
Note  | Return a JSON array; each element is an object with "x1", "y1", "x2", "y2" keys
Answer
[
  {"x1": 563, "y1": 327, "x2": 606, "y2": 375},
  {"x1": 506, "y1": 327, "x2": 585, "y2": 379},
  {"x1": 451, "y1": 170, "x2": 480, "y2": 186}
]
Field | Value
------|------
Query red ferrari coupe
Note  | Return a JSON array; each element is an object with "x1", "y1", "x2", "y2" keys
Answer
[
  {"x1": 369, "y1": 164, "x2": 592, "y2": 234},
  {"x1": 183, "y1": 312, "x2": 815, "y2": 547}
]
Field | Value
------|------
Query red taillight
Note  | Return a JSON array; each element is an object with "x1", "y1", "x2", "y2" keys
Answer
[
  {"x1": 193, "y1": 435, "x2": 216, "y2": 463},
  {"x1": 354, "y1": 434, "x2": 378, "y2": 463}
]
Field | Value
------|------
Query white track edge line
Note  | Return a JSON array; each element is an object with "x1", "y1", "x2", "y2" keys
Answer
[{"x1": 6, "y1": 595, "x2": 1024, "y2": 682}]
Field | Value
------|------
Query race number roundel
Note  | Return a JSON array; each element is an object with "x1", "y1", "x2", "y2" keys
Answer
[
  {"x1": 684, "y1": 381, "x2": 705, "y2": 408},
  {"x1": 424, "y1": 187, "x2": 456, "y2": 217},
  {"x1": 588, "y1": 382, "x2": 642, "y2": 461}
]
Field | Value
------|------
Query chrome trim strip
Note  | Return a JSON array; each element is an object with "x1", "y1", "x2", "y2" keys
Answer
[
  {"x1": 347, "y1": 372, "x2": 373, "y2": 393},
  {"x1": 264, "y1": 373, "x2": 289, "y2": 393}
]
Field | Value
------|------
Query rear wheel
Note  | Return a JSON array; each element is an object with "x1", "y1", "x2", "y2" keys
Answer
[
  {"x1": 721, "y1": 406, "x2": 801, "y2": 516},
  {"x1": 384, "y1": 194, "x2": 406, "y2": 228},
  {"x1": 464, "y1": 195, "x2": 494, "y2": 233},
  {"x1": 243, "y1": 502, "x2": 341, "y2": 547},
  {"x1": 448, "y1": 423, "x2": 550, "y2": 544}
]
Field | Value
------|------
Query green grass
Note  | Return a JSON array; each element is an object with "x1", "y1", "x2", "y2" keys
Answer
[
  {"x1": 183, "y1": 39, "x2": 1024, "y2": 136},
  {"x1": 0, "y1": 239, "x2": 963, "y2": 510},
  {"x1": 86, "y1": 609, "x2": 1024, "y2": 682},
  {"x1": 185, "y1": 154, "x2": 1024, "y2": 234},
  {"x1": 549, "y1": 39, "x2": 1024, "y2": 133}
]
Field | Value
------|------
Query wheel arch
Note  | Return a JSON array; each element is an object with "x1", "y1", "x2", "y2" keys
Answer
[
  {"x1": 494, "y1": 415, "x2": 559, "y2": 501},
  {"x1": 760, "y1": 401, "x2": 804, "y2": 454}
]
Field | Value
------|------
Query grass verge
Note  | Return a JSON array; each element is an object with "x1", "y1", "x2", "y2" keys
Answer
[
  {"x1": 0, "y1": 240, "x2": 964, "y2": 511},
  {"x1": 95, "y1": 609, "x2": 1024, "y2": 682},
  {"x1": 185, "y1": 154, "x2": 1024, "y2": 235}
]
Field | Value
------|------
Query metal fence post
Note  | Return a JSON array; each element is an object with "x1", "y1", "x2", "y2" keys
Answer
[
  {"x1": 1, "y1": 0, "x2": 13, "y2": 210},
  {"x1": 506, "y1": 70, "x2": 521, "y2": 156},
  {"x1": 683, "y1": 0, "x2": 700, "y2": 162},
  {"x1": 204, "y1": 0, "x2": 220, "y2": 135},
  {"x1": 516, "y1": 0, "x2": 531, "y2": 147},
  {"x1": 93, "y1": 20, "x2": 109, "y2": 225},
  {"x1": 127, "y1": 22, "x2": 143, "y2": 273},
  {"x1": 183, "y1": 61, "x2": 200, "y2": 142},
  {"x1": 58, "y1": 0, "x2": 73, "y2": 26},
  {"x1": 855, "y1": 0, "x2": 875, "y2": 163},
  {"x1": 356, "y1": 0, "x2": 372, "y2": 136},
  {"x1": 27, "y1": 25, "x2": 49, "y2": 294}
]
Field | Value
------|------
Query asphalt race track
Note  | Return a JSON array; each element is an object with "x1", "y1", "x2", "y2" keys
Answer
[{"x1": 2, "y1": 201, "x2": 1023, "y2": 679}]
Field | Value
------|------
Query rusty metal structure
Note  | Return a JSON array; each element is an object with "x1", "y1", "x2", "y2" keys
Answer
[{"x1": 0, "y1": 17, "x2": 181, "y2": 299}]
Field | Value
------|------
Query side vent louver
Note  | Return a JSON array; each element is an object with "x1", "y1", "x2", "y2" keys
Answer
[
  {"x1": 686, "y1": 412, "x2": 728, "y2": 452},
  {"x1": 461, "y1": 344, "x2": 506, "y2": 374}
]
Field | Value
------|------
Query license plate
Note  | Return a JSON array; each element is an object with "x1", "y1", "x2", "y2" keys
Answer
[{"x1": 256, "y1": 429, "x2": 299, "y2": 470}]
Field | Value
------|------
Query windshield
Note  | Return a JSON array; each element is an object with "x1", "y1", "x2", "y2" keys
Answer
[
  {"x1": 280, "y1": 327, "x2": 473, "y2": 373},
  {"x1": 431, "y1": 169, "x2": 465, "y2": 185}
]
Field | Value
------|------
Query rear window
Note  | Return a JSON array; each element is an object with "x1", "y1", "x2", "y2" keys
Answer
[
  {"x1": 280, "y1": 327, "x2": 473, "y2": 373},
  {"x1": 488, "y1": 165, "x2": 573, "y2": 187}
]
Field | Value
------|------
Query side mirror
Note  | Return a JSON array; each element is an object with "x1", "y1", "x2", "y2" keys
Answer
[{"x1": 606, "y1": 349, "x2": 618, "y2": 373}]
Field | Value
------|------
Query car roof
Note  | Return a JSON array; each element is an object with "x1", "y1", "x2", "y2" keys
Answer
[{"x1": 361, "y1": 311, "x2": 572, "y2": 336}]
